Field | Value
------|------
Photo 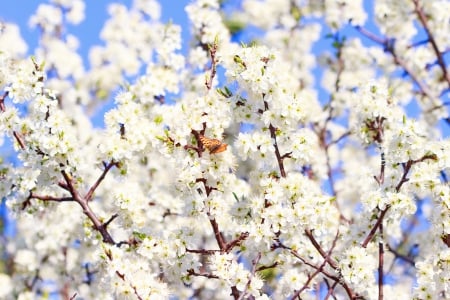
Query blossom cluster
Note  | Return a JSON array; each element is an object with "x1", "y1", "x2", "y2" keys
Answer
[{"x1": 1, "y1": 0, "x2": 450, "y2": 299}]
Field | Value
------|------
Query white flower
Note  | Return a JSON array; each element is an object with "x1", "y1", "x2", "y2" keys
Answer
[
  {"x1": 14, "y1": 249, "x2": 38, "y2": 272},
  {"x1": 0, "y1": 273, "x2": 13, "y2": 298},
  {"x1": 0, "y1": 23, "x2": 28, "y2": 57},
  {"x1": 279, "y1": 269, "x2": 307, "y2": 297},
  {"x1": 338, "y1": 246, "x2": 377, "y2": 293}
]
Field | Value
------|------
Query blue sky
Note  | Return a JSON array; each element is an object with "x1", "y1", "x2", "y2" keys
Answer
[
  {"x1": 1, "y1": 1, "x2": 193, "y2": 127},
  {"x1": 1, "y1": 1, "x2": 378, "y2": 97},
  {"x1": 1, "y1": 1, "x2": 191, "y2": 58},
  {"x1": 2, "y1": 1, "x2": 434, "y2": 135},
  {"x1": 2, "y1": 1, "x2": 447, "y2": 137}
]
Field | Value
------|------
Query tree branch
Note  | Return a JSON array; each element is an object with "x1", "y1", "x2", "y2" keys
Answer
[
  {"x1": 205, "y1": 38, "x2": 218, "y2": 90},
  {"x1": 85, "y1": 160, "x2": 118, "y2": 202},
  {"x1": 61, "y1": 169, "x2": 116, "y2": 244},
  {"x1": 29, "y1": 192, "x2": 73, "y2": 202},
  {"x1": 237, "y1": 252, "x2": 261, "y2": 300},
  {"x1": 412, "y1": 0, "x2": 450, "y2": 87},
  {"x1": 355, "y1": 26, "x2": 433, "y2": 98},
  {"x1": 361, "y1": 206, "x2": 390, "y2": 248},
  {"x1": 269, "y1": 123, "x2": 287, "y2": 178},
  {"x1": 378, "y1": 225, "x2": 384, "y2": 300}
]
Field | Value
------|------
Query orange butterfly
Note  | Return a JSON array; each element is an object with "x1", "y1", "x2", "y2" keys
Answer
[{"x1": 199, "y1": 135, "x2": 228, "y2": 154}]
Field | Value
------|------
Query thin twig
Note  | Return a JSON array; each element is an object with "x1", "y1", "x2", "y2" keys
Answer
[
  {"x1": 61, "y1": 169, "x2": 116, "y2": 244},
  {"x1": 237, "y1": 253, "x2": 262, "y2": 300},
  {"x1": 304, "y1": 229, "x2": 339, "y2": 269},
  {"x1": 85, "y1": 160, "x2": 117, "y2": 201},
  {"x1": 205, "y1": 39, "x2": 218, "y2": 90},
  {"x1": 209, "y1": 218, "x2": 226, "y2": 251},
  {"x1": 276, "y1": 239, "x2": 357, "y2": 299},
  {"x1": 187, "y1": 269, "x2": 219, "y2": 279},
  {"x1": 185, "y1": 248, "x2": 220, "y2": 255},
  {"x1": 361, "y1": 206, "x2": 390, "y2": 248},
  {"x1": 0, "y1": 91, "x2": 8, "y2": 112},
  {"x1": 378, "y1": 225, "x2": 384, "y2": 300},
  {"x1": 29, "y1": 193, "x2": 73, "y2": 202},
  {"x1": 224, "y1": 232, "x2": 249, "y2": 253},
  {"x1": 412, "y1": 0, "x2": 450, "y2": 87},
  {"x1": 290, "y1": 231, "x2": 340, "y2": 300},
  {"x1": 355, "y1": 26, "x2": 433, "y2": 98},
  {"x1": 269, "y1": 123, "x2": 287, "y2": 178}
]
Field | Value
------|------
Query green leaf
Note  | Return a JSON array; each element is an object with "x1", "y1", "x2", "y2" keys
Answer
[
  {"x1": 224, "y1": 19, "x2": 246, "y2": 35},
  {"x1": 133, "y1": 231, "x2": 147, "y2": 240}
]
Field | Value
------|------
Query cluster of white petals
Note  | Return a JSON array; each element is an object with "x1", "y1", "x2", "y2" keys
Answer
[{"x1": 1, "y1": 0, "x2": 450, "y2": 299}]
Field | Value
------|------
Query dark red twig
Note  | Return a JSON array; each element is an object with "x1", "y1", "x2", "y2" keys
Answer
[
  {"x1": 187, "y1": 269, "x2": 219, "y2": 279},
  {"x1": 85, "y1": 160, "x2": 118, "y2": 201}
]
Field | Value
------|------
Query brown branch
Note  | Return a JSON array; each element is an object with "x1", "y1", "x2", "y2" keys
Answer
[
  {"x1": 374, "y1": 151, "x2": 386, "y2": 185},
  {"x1": 361, "y1": 206, "x2": 390, "y2": 248},
  {"x1": 355, "y1": 26, "x2": 433, "y2": 98},
  {"x1": 60, "y1": 169, "x2": 80, "y2": 200},
  {"x1": 364, "y1": 153, "x2": 436, "y2": 248},
  {"x1": 395, "y1": 154, "x2": 436, "y2": 192},
  {"x1": 386, "y1": 244, "x2": 415, "y2": 266},
  {"x1": 2, "y1": 68, "x2": 117, "y2": 246},
  {"x1": 355, "y1": 25, "x2": 385, "y2": 44},
  {"x1": 324, "y1": 280, "x2": 339, "y2": 300},
  {"x1": 290, "y1": 230, "x2": 342, "y2": 300},
  {"x1": 85, "y1": 160, "x2": 117, "y2": 201},
  {"x1": 189, "y1": 129, "x2": 204, "y2": 157},
  {"x1": 205, "y1": 39, "x2": 218, "y2": 90},
  {"x1": 290, "y1": 256, "x2": 328, "y2": 300},
  {"x1": 304, "y1": 229, "x2": 339, "y2": 269},
  {"x1": 330, "y1": 131, "x2": 351, "y2": 146},
  {"x1": 256, "y1": 262, "x2": 278, "y2": 272},
  {"x1": 269, "y1": 123, "x2": 287, "y2": 178},
  {"x1": 395, "y1": 161, "x2": 412, "y2": 192},
  {"x1": 61, "y1": 169, "x2": 115, "y2": 244},
  {"x1": 13, "y1": 131, "x2": 26, "y2": 150},
  {"x1": 114, "y1": 271, "x2": 143, "y2": 300},
  {"x1": 103, "y1": 213, "x2": 119, "y2": 229},
  {"x1": 392, "y1": 54, "x2": 433, "y2": 98},
  {"x1": 187, "y1": 269, "x2": 219, "y2": 279},
  {"x1": 230, "y1": 286, "x2": 240, "y2": 300},
  {"x1": 442, "y1": 234, "x2": 450, "y2": 247},
  {"x1": 194, "y1": 169, "x2": 228, "y2": 251},
  {"x1": 316, "y1": 36, "x2": 347, "y2": 199},
  {"x1": 29, "y1": 192, "x2": 73, "y2": 202},
  {"x1": 411, "y1": 153, "x2": 438, "y2": 164},
  {"x1": 224, "y1": 232, "x2": 249, "y2": 253},
  {"x1": 0, "y1": 91, "x2": 8, "y2": 112},
  {"x1": 58, "y1": 180, "x2": 70, "y2": 191},
  {"x1": 280, "y1": 151, "x2": 292, "y2": 160},
  {"x1": 258, "y1": 74, "x2": 287, "y2": 178},
  {"x1": 277, "y1": 242, "x2": 357, "y2": 299},
  {"x1": 185, "y1": 248, "x2": 220, "y2": 255},
  {"x1": 412, "y1": 0, "x2": 450, "y2": 87},
  {"x1": 209, "y1": 218, "x2": 226, "y2": 251},
  {"x1": 237, "y1": 253, "x2": 261, "y2": 300},
  {"x1": 378, "y1": 225, "x2": 384, "y2": 300}
]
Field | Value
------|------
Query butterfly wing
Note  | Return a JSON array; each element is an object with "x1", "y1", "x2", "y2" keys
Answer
[
  {"x1": 210, "y1": 143, "x2": 228, "y2": 154},
  {"x1": 199, "y1": 135, "x2": 228, "y2": 154}
]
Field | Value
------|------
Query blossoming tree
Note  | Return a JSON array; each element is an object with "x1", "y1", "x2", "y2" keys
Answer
[{"x1": 1, "y1": 0, "x2": 449, "y2": 299}]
